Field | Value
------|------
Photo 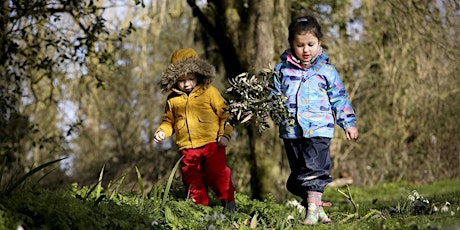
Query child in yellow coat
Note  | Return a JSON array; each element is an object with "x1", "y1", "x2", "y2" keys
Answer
[{"x1": 154, "y1": 48, "x2": 236, "y2": 211}]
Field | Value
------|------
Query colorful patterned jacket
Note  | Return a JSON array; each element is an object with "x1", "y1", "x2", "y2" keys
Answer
[{"x1": 273, "y1": 49, "x2": 357, "y2": 139}]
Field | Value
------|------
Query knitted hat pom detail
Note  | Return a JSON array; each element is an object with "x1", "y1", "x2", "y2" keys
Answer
[{"x1": 170, "y1": 48, "x2": 199, "y2": 64}]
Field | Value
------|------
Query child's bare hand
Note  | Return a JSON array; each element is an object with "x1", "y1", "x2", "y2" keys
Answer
[
  {"x1": 217, "y1": 136, "x2": 229, "y2": 147},
  {"x1": 154, "y1": 131, "x2": 166, "y2": 143},
  {"x1": 345, "y1": 127, "x2": 359, "y2": 141}
]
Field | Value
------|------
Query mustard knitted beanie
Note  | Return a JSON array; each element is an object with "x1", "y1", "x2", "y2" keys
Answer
[{"x1": 170, "y1": 48, "x2": 199, "y2": 64}]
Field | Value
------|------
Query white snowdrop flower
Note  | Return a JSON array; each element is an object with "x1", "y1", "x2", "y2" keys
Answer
[
  {"x1": 408, "y1": 194, "x2": 415, "y2": 202},
  {"x1": 16, "y1": 225, "x2": 24, "y2": 230},
  {"x1": 411, "y1": 190, "x2": 420, "y2": 199},
  {"x1": 286, "y1": 199, "x2": 305, "y2": 213},
  {"x1": 286, "y1": 200, "x2": 301, "y2": 207},
  {"x1": 450, "y1": 211, "x2": 455, "y2": 216},
  {"x1": 433, "y1": 206, "x2": 439, "y2": 212},
  {"x1": 441, "y1": 205, "x2": 449, "y2": 212},
  {"x1": 297, "y1": 205, "x2": 305, "y2": 213},
  {"x1": 439, "y1": 201, "x2": 451, "y2": 213},
  {"x1": 287, "y1": 215, "x2": 295, "y2": 221},
  {"x1": 422, "y1": 198, "x2": 429, "y2": 204}
]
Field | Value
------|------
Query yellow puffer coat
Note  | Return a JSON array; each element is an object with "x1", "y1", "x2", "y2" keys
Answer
[
  {"x1": 155, "y1": 49, "x2": 232, "y2": 150},
  {"x1": 155, "y1": 84, "x2": 232, "y2": 150}
]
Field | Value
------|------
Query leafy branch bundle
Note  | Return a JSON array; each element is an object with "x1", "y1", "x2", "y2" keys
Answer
[{"x1": 225, "y1": 68, "x2": 288, "y2": 132}]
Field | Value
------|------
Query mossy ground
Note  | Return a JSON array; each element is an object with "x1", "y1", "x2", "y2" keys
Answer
[{"x1": 0, "y1": 179, "x2": 459, "y2": 229}]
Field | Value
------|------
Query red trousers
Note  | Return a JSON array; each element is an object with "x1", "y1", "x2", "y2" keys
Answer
[{"x1": 180, "y1": 142, "x2": 235, "y2": 206}]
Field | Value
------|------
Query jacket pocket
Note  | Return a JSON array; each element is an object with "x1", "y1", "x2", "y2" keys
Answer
[
  {"x1": 197, "y1": 114, "x2": 219, "y2": 139},
  {"x1": 198, "y1": 114, "x2": 218, "y2": 123},
  {"x1": 174, "y1": 118, "x2": 186, "y2": 131}
]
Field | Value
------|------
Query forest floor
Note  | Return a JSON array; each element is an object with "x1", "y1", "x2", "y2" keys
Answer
[{"x1": 1, "y1": 175, "x2": 459, "y2": 229}]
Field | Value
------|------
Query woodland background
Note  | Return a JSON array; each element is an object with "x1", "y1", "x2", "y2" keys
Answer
[{"x1": 1, "y1": 0, "x2": 459, "y2": 201}]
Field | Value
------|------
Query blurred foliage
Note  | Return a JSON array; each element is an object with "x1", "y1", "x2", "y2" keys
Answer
[
  {"x1": 325, "y1": 0, "x2": 460, "y2": 186},
  {"x1": 0, "y1": 0, "x2": 137, "y2": 178}
]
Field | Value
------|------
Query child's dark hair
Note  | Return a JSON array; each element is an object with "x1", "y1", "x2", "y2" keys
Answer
[{"x1": 288, "y1": 16, "x2": 323, "y2": 43}]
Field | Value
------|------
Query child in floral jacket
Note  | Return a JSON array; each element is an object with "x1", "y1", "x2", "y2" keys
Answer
[{"x1": 273, "y1": 16, "x2": 359, "y2": 224}]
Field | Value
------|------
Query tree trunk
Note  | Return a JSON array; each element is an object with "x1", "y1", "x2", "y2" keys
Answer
[{"x1": 187, "y1": 0, "x2": 289, "y2": 199}]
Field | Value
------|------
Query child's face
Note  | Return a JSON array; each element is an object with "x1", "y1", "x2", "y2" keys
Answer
[
  {"x1": 177, "y1": 73, "x2": 197, "y2": 93},
  {"x1": 292, "y1": 32, "x2": 322, "y2": 63}
]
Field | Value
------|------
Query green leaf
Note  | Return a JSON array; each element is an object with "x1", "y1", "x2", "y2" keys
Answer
[
  {"x1": 2, "y1": 157, "x2": 67, "y2": 195},
  {"x1": 162, "y1": 155, "x2": 184, "y2": 207},
  {"x1": 135, "y1": 166, "x2": 145, "y2": 199}
]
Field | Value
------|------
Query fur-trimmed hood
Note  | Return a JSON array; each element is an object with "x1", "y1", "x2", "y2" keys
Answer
[{"x1": 160, "y1": 57, "x2": 216, "y2": 93}]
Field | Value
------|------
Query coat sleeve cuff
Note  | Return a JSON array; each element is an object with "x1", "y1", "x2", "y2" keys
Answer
[
  {"x1": 220, "y1": 134, "x2": 231, "y2": 140},
  {"x1": 342, "y1": 122, "x2": 356, "y2": 130}
]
